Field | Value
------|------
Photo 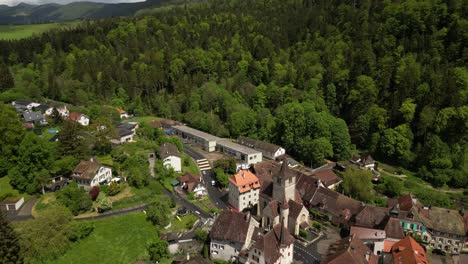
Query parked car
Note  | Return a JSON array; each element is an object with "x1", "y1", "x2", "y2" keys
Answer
[
  {"x1": 195, "y1": 210, "x2": 200, "y2": 215},
  {"x1": 211, "y1": 180, "x2": 216, "y2": 186}
]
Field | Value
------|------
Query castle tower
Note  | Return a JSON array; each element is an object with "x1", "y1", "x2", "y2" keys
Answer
[
  {"x1": 272, "y1": 160, "x2": 296, "y2": 203},
  {"x1": 280, "y1": 200, "x2": 289, "y2": 228}
]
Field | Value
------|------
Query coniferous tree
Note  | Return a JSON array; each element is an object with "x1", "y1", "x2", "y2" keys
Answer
[
  {"x1": 0, "y1": 212, "x2": 23, "y2": 264},
  {"x1": 0, "y1": 64, "x2": 14, "y2": 91}
]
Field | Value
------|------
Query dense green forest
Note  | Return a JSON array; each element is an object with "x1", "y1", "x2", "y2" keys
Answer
[{"x1": 0, "y1": 0, "x2": 466, "y2": 189}]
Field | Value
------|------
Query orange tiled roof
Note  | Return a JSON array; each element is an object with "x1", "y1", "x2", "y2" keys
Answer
[
  {"x1": 229, "y1": 170, "x2": 260, "y2": 193},
  {"x1": 391, "y1": 236, "x2": 428, "y2": 264},
  {"x1": 383, "y1": 240, "x2": 396, "y2": 253}
]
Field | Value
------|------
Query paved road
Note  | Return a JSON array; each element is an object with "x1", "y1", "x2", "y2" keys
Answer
[
  {"x1": 75, "y1": 203, "x2": 148, "y2": 221},
  {"x1": 163, "y1": 188, "x2": 211, "y2": 219},
  {"x1": 183, "y1": 145, "x2": 228, "y2": 210},
  {"x1": 294, "y1": 242, "x2": 321, "y2": 264}
]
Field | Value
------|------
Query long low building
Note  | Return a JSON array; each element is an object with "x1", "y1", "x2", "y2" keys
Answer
[
  {"x1": 172, "y1": 125, "x2": 262, "y2": 164},
  {"x1": 217, "y1": 139, "x2": 262, "y2": 164},
  {"x1": 172, "y1": 125, "x2": 219, "y2": 152}
]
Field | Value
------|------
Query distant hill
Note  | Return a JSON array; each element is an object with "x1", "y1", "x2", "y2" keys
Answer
[{"x1": 0, "y1": 0, "x2": 171, "y2": 24}]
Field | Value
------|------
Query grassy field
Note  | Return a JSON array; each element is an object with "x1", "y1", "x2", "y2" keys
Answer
[
  {"x1": 48, "y1": 213, "x2": 156, "y2": 264},
  {"x1": 182, "y1": 153, "x2": 200, "y2": 176},
  {"x1": 0, "y1": 176, "x2": 31, "y2": 201},
  {"x1": 0, "y1": 22, "x2": 78, "y2": 40},
  {"x1": 376, "y1": 162, "x2": 466, "y2": 209},
  {"x1": 164, "y1": 213, "x2": 197, "y2": 233}
]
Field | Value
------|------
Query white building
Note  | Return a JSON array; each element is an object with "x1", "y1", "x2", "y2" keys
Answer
[
  {"x1": 217, "y1": 139, "x2": 262, "y2": 165},
  {"x1": 248, "y1": 221, "x2": 295, "y2": 264},
  {"x1": 0, "y1": 197, "x2": 25, "y2": 212},
  {"x1": 71, "y1": 160, "x2": 112, "y2": 190},
  {"x1": 172, "y1": 125, "x2": 219, "y2": 152},
  {"x1": 228, "y1": 170, "x2": 261, "y2": 212},
  {"x1": 36, "y1": 104, "x2": 54, "y2": 116},
  {"x1": 56, "y1": 105, "x2": 70, "y2": 118},
  {"x1": 210, "y1": 210, "x2": 259, "y2": 262},
  {"x1": 158, "y1": 143, "x2": 182, "y2": 172},
  {"x1": 69, "y1": 112, "x2": 89, "y2": 126},
  {"x1": 237, "y1": 136, "x2": 286, "y2": 160},
  {"x1": 12, "y1": 99, "x2": 40, "y2": 110}
]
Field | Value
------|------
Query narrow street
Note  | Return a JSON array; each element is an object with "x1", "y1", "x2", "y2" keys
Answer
[
  {"x1": 162, "y1": 188, "x2": 211, "y2": 219},
  {"x1": 183, "y1": 145, "x2": 228, "y2": 210}
]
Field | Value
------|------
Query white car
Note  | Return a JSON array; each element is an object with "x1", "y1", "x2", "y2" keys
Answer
[
  {"x1": 202, "y1": 171, "x2": 206, "y2": 175},
  {"x1": 195, "y1": 210, "x2": 200, "y2": 215},
  {"x1": 211, "y1": 180, "x2": 216, "y2": 186}
]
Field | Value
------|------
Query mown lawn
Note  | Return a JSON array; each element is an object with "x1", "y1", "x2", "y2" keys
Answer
[
  {"x1": 164, "y1": 213, "x2": 198, "y2": 233},
  {"x1": 125, "y1": 116, "x2": 160, "y2": 125},
  {"x1": 182, "y1": 153, "x2": 200, "y2": 176},
  {"x1": 0, "y1": 176, "x2": 31, "y2": 201},
  {"x1": 48, "y1": 213, "x2": 156, "y2": 264},
  {"x1": 0, "y1": 22, "x2": 78, "y2": 40}
]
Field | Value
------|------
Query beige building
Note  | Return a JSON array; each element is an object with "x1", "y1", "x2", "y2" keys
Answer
[
  {"x1": 248, "y1": 221, "x2": 295, "y2": 264},
  {"x1": 210, "y1": 210, "x2": 259, "y2": 262},
  {"x1": 258, "y1": 161, "x2": 309, "y2": 236},
  {"x1": 228, "y1": 170, "x2": 261, "y2": 212}
]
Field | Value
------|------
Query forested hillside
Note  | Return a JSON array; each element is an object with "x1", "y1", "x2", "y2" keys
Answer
[
  {"x1": 0, "y1": 0, "x2": 466, "y2": 188},
  {"x1": 0, "y1": 0, "x2": 170, "y2": 24}
]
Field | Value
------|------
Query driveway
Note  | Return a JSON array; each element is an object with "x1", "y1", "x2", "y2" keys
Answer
[
  {"x1": 183, "y1": 145, "x2": 228, "y2": 210},
  {"x1": 17, "y1": 196, "x2": 38, "y2": 216},
  {"x1": 163, "y1": 188, "x2": 211, "y2": 219}
]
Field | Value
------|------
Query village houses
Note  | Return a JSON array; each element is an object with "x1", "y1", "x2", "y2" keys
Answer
[
  {"x1": 71, "y1": 159, "x2": 112, "y2": 190},
  {"x1": 158, "y1": 142, "x2": 182, "y2": 173}
]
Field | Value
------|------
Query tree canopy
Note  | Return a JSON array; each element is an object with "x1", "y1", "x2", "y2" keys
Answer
[{"x1": 0, "y1": 0, "x2": 466, "y2": 187}]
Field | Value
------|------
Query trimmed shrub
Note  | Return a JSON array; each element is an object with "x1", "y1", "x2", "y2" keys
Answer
[{"x1": 89, "y1": 186, "x2": 100, "y2": 201}]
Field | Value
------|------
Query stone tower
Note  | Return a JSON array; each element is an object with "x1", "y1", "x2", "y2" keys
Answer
[{"x1": 272, "y1": 160, "x2": 296, "y2": 202}]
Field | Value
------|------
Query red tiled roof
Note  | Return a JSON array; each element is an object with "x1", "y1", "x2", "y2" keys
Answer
[
  {"x1": 69, "y1": 112, "x2": 87, "y2": 121},
  {"x1": 177, "y1": 173, "x2": 202, "y2": 192},
  {"x1": 350, "y1": 226, "x2": 386, "y2": 240},
  {"x1": 384, "y1": 218, "x2": 405, "y2": 239},
  {"x1": 354, "y1": 205, "x2": 389, "y2": 229},
  {"x1": 397, "y1": 194, "x2": 414, "y2": 212},
  {"x1": 391, "y1": 236, "x2": 428, "y2": 264},
  {"x1": 383, "y1": 241, "x2": 396, "y2": 253},
  {"x1": 72, "y1": 160, "x2": 101, "y2": 179},
  {"x1": 210, "y1": 210, "x2": 252, "y2": 243},
  {"x1": 313, "y1": 169, "x2": 341, "y2": 187},
  {"x1": 253, "y1": 223, "x2": 294, "y2": 264},
  {"x1": 322, "y1": 234, "x2": 377, "y2": 264},
  {"x1": 229, "y1": 170, "x2": 260, "y2": 193}
]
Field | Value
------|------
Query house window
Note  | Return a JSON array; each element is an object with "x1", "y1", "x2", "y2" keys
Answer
[
  {"x1": 211, "y1": 250, "x2": 218, "y2": 255},
  {"x1": 212, "y1": 244, "x2": 217, "y2": 249},
  {"x1": 219, "y1": 245, "x2": 224, "y2": 250}
]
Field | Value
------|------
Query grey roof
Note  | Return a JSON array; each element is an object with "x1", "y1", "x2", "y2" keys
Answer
[
  {"x1": 158, "y1": 143, "x2": 181, "y2": 159},
  {"x1": 217, "y1": 139, "x2": 261, "y2": 155},
  {"x1": 172, "y1": 125, "x2": 220, "y2": 142},
  {"x1": 35, "y1": 104, "x2": 52, "y2": 112},
  {"x1": 118, "y1": 127, "x2": 134, "y2": 137},
  {"x1": 15, "y1": 99, "x2": 34, "y2": 106},
  {"x1": 116, "y1": 123, "x2": 137, "y2": 130},
  {"x1": 237, "y1": 136, "x2": 283, "y2": 153},
  {"x1": 23, "y1": 111, "x2": 43, "y2": 122}
]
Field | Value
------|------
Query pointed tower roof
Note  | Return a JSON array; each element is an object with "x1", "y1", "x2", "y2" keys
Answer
[
  {"x1": 274, "y1": 221, "x2": 294, "y2": 247},
  {"x1": 274, "y1": 159, "x2": 294, "y2": 181}
]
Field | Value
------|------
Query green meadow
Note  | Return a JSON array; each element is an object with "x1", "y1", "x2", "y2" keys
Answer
[{"x1": 0, "y1": 22, "x2": 78, "y2": 40}]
